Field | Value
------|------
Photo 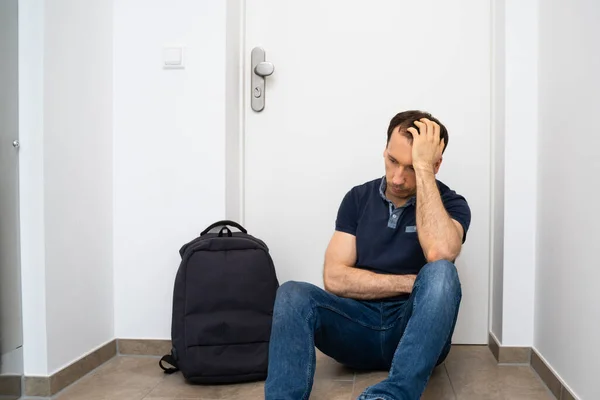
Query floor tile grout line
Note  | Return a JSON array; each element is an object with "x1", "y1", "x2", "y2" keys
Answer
[
  {"x1": 443, "y1": 363, "x2": 458, "y2": 399},
  {"x1": 139, "y1": 372, "x2": 168, "y2": 400},
  {"x1": 138, "y1": 387, "x2": 160, "y2": 399},
  {"x1": 117, "y1": 353, "x2": 163, "y2": 359}
]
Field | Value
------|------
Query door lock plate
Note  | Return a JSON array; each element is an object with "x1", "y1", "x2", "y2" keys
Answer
[{"x1": 251, "y1": 47, "x2": 274, "y2": 112}]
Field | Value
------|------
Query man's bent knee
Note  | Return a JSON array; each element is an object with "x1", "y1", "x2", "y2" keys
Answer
[
  {"x1": 416, "y1": 260, "x2": 461, "y2": 300},
  {"x1": 273, "y1": 281, "x2": 319, "y2": 316}
]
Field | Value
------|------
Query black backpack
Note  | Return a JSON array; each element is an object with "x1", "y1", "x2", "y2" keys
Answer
[{"x1": 160, "y1": 220, "x2": 279, "y2": 384}]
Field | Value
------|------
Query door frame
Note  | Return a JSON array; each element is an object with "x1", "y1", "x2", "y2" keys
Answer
[
  {"x1": 224, "y1": 0, "x2": 502, "y2": 342},
  {"x1": 224, "y1": 0, "x2": 247, "y2": 225},
  {"x1": 0, "y1": 0, "x2": 24, "y2": 389}
]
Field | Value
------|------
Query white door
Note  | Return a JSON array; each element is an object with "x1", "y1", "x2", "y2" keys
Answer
[
  {"x1": 243, "y1": 0, "x2": 491, "y2": 344},
  {"x1": 0, "y1": 0, "x2": 24, "y2": 381}
]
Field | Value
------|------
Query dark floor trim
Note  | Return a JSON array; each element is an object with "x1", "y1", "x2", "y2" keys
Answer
[
  {"x1": 0, "y1": 374, "x2": 21, "y2": 399},
  {"x1": 488, "y1": 333, "x2": 578, "y2": 400},
  {"x1": 488, "y1": 332, "x2": 531, "y2": 363},
  {"x1": 531, "y1": 349, "x2": 578, "y2": 400},
  {"x1": 23, "y1": 339, "x2": 116, "y2": 397},
  {"x1": 117, "y1": 339, "x2": 171, "y2": 356}
]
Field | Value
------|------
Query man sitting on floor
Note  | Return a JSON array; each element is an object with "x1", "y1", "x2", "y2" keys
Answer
[{"x1": 264, "y1": 110, "x2": 471, "y2": 400}]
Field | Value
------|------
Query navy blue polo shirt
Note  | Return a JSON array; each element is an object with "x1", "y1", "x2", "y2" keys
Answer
[{"x1": 335, "y1": 177, "x2": 471, "y2": 275}]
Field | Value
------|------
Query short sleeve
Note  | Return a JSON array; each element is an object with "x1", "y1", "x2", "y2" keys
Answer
[
  {"x1": 442, "y1": 192, "x2": 472, "y2": 243},
  {"x1": 335, "y1": 189, "x2": 359, "y2": 236}
]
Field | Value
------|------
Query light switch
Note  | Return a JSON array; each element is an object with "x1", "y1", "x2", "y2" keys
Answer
[{"x1": 163, "y1": 47, "x2": 184, "y2": 69}]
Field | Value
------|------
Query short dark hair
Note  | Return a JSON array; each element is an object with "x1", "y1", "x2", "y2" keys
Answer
[{"x1": 386, "y1": 110, "x2": 449, "y2": 152}]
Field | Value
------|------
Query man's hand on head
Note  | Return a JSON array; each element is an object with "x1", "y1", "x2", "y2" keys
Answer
[{"x1": 407, "y1": 118, "x2": 445, "y2": 173}]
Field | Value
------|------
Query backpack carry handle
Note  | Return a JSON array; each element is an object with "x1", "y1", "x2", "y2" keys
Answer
[
  {"x1": 201, "y1": 220, "x2": 247, "y2": 236},
  {"x1": 218, "y1": 227, "x2": 233, "y2": 237}
]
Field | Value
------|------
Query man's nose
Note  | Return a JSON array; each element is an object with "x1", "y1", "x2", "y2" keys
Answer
[{"x1": 392, "y1": 169, "x2": 405, "y2": 185}]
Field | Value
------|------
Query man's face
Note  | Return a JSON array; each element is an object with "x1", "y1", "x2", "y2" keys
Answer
[
  {"x1": 383, "y1": 126, "x2": 443, "y2": 201},
  {"x1": 383, "y1": 127, "x2": 417, "y2": 201}
]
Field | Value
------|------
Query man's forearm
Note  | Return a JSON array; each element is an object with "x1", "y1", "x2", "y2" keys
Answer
[
  {"x1": 415, "y1": 168, "x2": 462, "y2": 261},
  {"x1": 324, "y1": 263, "x2": 415, "y2": 300}
]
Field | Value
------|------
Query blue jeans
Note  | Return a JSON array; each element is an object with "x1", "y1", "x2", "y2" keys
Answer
[{"x1": 264, "y1": 260, "x2": 462, "y2": 400}]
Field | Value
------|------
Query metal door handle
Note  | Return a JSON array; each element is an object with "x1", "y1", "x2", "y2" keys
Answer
[
  {"x1": 254, "y1": 62, "x2": 274, "y2": 77},
  {"x1": 251, "y1": 47, "x2": 274, "y2": 112},
  {"x1": 12, "y1": 140, "x2": 19, "y2": 148}
]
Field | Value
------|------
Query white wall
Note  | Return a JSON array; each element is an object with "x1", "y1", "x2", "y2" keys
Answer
[
  {"x1": 113, "y1": 0, "x2": 227, "y2": 339},
  {"x1": 489, "y1": 0, "x2": 538, "y2": 347},
  {"x1": 43, "y1": 0, "x2": 115, "y2": 374},
  {"x1": 18, "y1": 0, "x2": 48, "y2": 376},
  {"x1": 19, "y1": 0, "x2": 115, "y2": 375},
  {"x1": 501, "y1": 0, "x2": 538, "y2": 347},
  {"x1": 536, "y1": 0, "x2": 600, "y2": 398}
]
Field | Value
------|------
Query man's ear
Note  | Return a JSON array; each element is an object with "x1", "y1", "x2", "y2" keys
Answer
[{"x1": 433, "y1": 157, "x2": 443, "y2": 174}]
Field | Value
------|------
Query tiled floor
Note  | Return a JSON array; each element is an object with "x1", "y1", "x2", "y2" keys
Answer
[{"x1": 46, "y1": 346, "x2": 554, "y2": 400}]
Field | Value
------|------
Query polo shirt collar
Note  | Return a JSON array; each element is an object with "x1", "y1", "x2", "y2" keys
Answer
[{"x1": 379, "y1": 177, "x2": 416, "y2": 208}]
